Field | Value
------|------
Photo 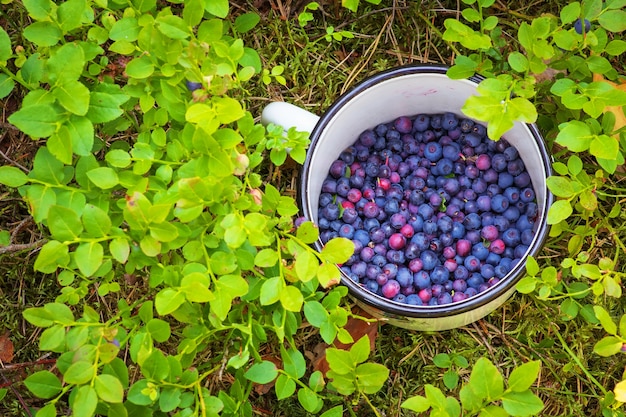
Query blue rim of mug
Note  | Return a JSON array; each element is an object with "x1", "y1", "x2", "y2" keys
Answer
[{"x1": 298, "y1": 64, "x2": 554, "y2": 319}]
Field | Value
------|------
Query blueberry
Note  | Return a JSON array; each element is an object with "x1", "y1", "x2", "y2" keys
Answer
[
  {"x1": 574, "y1": 18, "x2": 591, "y2": 34},
  {"x1": 329, "y1": 160, "x2": 347, "y2": 179},
  {"x1": 442, "y1": 112, "x2": 459, "y2": 130},
  {"x1": 394, "y1": 116, "x2": 413, "y2": 133},
  {"x1": 359, "y1": 130, "x2": 377, "y2": 147},
  {"x1": 382, "y1": 280, "x2": 401, "y2": 299},
  {"x1": 186, "y1": 80, "x2": 203, "y2": 91},
  {"x1": 338, "y1": 223, "x2": 355, "y2": 239},
  {"x1": 430, "y1": 266, "x2": 450, "y2": 285},
  {"x1": 424, "y1": 142, "x2": 443, "y2": 162},
  {"x1": 406, "y1": 294, "x2": 423, "y2": 305},
  {"x1": 464, "y1": 255, "x2": 481, "y2": 272},
  {"x1": 366, "y1": 280, "x2": 379, "y2": 293},
  {"x1": 420, "y1": 250, "x2": 439, "y2": 271}
]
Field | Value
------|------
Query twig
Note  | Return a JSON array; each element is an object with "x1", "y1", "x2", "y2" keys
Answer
[
  {"x1": 0, "y1": 239, "x2": 46, "y2": 255},
  {"x1": 10, "y1": 217, "x2": 32, "y2": 243},
  {"x1": 0, "y1": 131, "x2": 30, "y2": 173},
  {"x1": 0, "y1": 370, "x2": 33, "y2": 417}
]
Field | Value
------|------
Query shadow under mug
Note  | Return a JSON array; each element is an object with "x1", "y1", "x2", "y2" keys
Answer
[{"x1": 261, "y1": 64, "x2": 553, "y2": 331}]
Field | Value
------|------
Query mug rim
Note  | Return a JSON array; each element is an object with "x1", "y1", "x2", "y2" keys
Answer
[{"x1": 298, "y1": 64, "x2": 553, "y2": 320}]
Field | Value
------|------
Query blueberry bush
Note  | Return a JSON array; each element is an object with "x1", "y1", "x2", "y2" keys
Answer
[
  {"x1": 1, "y1": 0, "x2": 626, "y2": 416},
  {"x1": 0, "y1": 0, "x2": 378, "y2": 415}
]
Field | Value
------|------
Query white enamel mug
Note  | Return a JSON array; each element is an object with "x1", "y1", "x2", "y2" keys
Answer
[{"x1": 262, "y1": 65, "x2": 553, "y2": 331}]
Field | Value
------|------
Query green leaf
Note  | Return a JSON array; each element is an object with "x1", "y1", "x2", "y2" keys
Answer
[
  {"x1": 326, "y1": 348, "x2": 354, "y2": 375},
  {"x1": 23, "y1": 0, "x2": 53, "y2": 20},
  {"x1": 320, "y1": 238, "x2": 354, "y2": 264},
  {"x1": 235, "y1": 12, "x2": 260, "y2": 33},
  {"x1": 81, "y1": 204, "x2": 111, "y2": 237},
  {"x1": 95, "y1": 374, "x2": 124, "y2": 403},
  {"x1": 159, "y1": 387, "x2": 182, "y2": 413},
  {"x1": 304, "y1": 301, "x2": 329, "y2": 327},
  {"x1": 106, "y1": 149, "x2": 132, "y2": 168},
  {"x1": 183, "y1": 0, "x2": 204, "y2": 26},
  {"x1": 47, "y1": 42, "x2": 85, "y2": 84},
  {"x1": 8, "y1": 104, "x2": 62, "y2": 138},
  {"x1": 508, "y1": 361, "x2": 541, "y2": 392},
  {"x1": 34, "y1": 403, "x2": 56, "y2": 417},
  {"x1": 22, "y1": 307, "x2": 54, "y2": 328},
  {"x1": 590, "y1": 135, "x2": 619, "y2": 160},
  {"x1": 0, "y1": 27, "x2": 11, "y2": 62},
  {"x1": 546, "y1": 176, "x2": 575, "y2": 198},
  {"x1": 24, "y1": 371, "x2": 62, "y2": 399},
  {"x1": 295, "y1": 251, "x2": 318, "y2": 282},
  {"x1": 48, "y1": 205, "x2": 83, "y2": 241},
  {"x1": 605, "y1": 40, "x2": 626, "y2": 56},
  {"x1": 598, "y1": 10, "x2": 626, "y2": 32},
  {"x1": 150, "y1": 222, "x2": 179, "y2": 242},
  {"x1": 547, "y1": 200, "x2": 573, "y2": 225},
  {"x1": 320, "y1": 405, "x2": 343, "y2": 417},
  {"x1": 508, "y1": 97, "x2": 538, "y2": 123},
  {"x1": 296, "y1": 221, "x2": 319, "y2": 244},
  {"x1": 555, "y1": 121, "x2": 593, "y2": 152},
  {"x1": 141, "y1": 349, "x2": 170, "y2": 381},
  {"x1": 508, "y1": 52, "x2": 529, "y2": 72},
  {"x1": 244, "y1": 361, "x2": 278, "y2": 384},
  {"x1": 52, "y1": 81, "x2": 90, "y2": 116},
  {"x1": 23, "y1": 22, "x2": 62, "y2": 47},
  {"x1": 109, "y1": 238, "x2": 130, "y2": 263},
  {"x1": 501, "y1": 390, "x2": 544, "y2": 416},
  {"x1": 594, "y1": 305, "x2": 618, "y2": 334},
  {"x1": 65, "y1": 115, "x2": 94, "y2": 156},
  {"x1": 0, "y1": 74, "x2": 15, "y2": 99},
  {"x1": 125, "y1": 56, "x2": 155, "y2": 79},
  {"x1": 109, "y1": 17, "x2": 140, "y2": 41},
  {"x1": 34, "y1": 240, "x2": 69, "y2": 273},
  {"x1": 560, "y1": 1, "x2": 580, "y2": 24},
  {"x1": 279, "y1": 285, "x2": 304, "y2": 312},
  {"x1": 44, "y1": 302, "x2": 74, "y2": 325},
  {"x1": 47, "y1": 129, "x2": 73, "y2": 165},
  {"x1": 75, "y1": 241, "x2": 104, "y2": 276},
  {"x1": 401, "y1": 395, "x2": 431, "y2": 412},
  {"x1": 281, "y1": 346, "x2": 306, "y2": 379},
  {"x1": 87, "y1": 84, "x2": 129, "y2": 123},
  {"x1": 72, "y1": 385, "x2": 98, "y2": 417},
  {"x1": 447, "y1": 55, "x2": 479, "y2": 79},
  {"x1": 87, "y1": 167, "x2": 119, "y2": 189},
  {"x1": 355, "y1": 362, "x2": 389, "y2": 394},
  {"x1": 297, "y1": 387, "x2": 323, "y2": 413},
  {"x1": 260, "y1": 276, "x2": 283, "y2": 305},
  {"x1": 65, "y1": 360, "x2": 96, "y2": 385},
  {"x1": 0, "y1": 166, "x2": 28, "y2": 187},
  {"x1": 57, "y1": 0, "x2": 85, "y2": 32},
  {"x1": 593, "y1": 336, "x2": 623, "y2": 357},
  {"x1": 39, "y1": 324, "x2": 65, "y2": 351},
  {"x1": 180, "y1": 272, "x2": 214, "y2": 303},
  {"x1": 443, "y1": 369, "x2": 459, "y2": 390},
  {"x1": 469, "y1": 357, "x2": 504, "y2": 401},
  {"x1": 433, "y1": 353, "x2": 452, "y2": 368},
  {"x1": 155, "y1": 288, "x2": 185, "y2": 315},
  {"x1": 205, "y1": 0, "x2": 229, "y2": 17},
  {"x1": 156, "y1": 15, "x2": 191, "y2": 39},
  {"x1": 147, "y1": 318, "x2": 171, "y2": 343},
  {"x1": 480, "y1": 405, "x2": 510, "y2": 417},
  {"x1": 317, "y1": 261, "x2": 342, "y2": 288}
]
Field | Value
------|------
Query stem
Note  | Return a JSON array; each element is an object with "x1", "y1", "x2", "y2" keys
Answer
[
  {"x1": 360, "y1": 393, "x2": 383, "y2": 417},
  {"x1": 552, "y1": 325, "x2": 608, "y2": 396},
  {"x1": 415, "y1": 11, "x2": 462, "y2": 57}
]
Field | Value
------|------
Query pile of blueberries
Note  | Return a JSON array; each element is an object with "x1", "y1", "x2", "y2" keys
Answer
[{"x1": 317, "y1": 112, "x2": 538, "y2": 306}]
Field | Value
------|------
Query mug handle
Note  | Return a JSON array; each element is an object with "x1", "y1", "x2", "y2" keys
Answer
[{"x1": 261, "y1": 102, "x2": 320, "y2": 134}]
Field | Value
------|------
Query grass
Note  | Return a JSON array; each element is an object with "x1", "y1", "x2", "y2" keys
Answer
[{"x1": 2, "y1": 0, "x2": 626, "y2": 416}]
